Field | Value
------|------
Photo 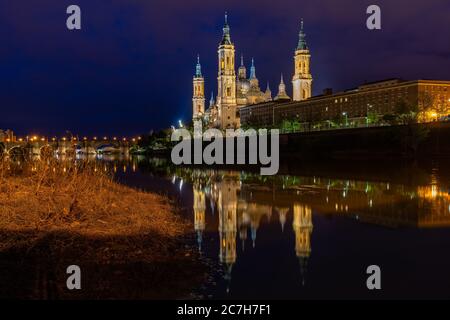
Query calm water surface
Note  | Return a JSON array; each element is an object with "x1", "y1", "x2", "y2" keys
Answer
[
  {"x1": 3, "y1": 154, "x2": 450, "y2": 299},
  {"x1": 109, "y1": 156, "x2": 450, "y2": 299}
]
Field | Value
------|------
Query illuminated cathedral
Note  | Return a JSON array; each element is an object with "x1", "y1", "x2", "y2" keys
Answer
[{"x1": 192, "y1": 13, "x2": 313, "y2": 129}]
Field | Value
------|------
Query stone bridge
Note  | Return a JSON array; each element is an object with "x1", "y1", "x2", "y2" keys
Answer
[{"x1": 0, "y1": 138, "x2": 137, "y2": 156}]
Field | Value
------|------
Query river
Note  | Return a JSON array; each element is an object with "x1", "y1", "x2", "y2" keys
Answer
[
  {"x1": 109, "y1": 155, "x2": 450, "y2": 299},
  {"x1": 2, "y1": 154, "x2": 450, "y2": 299}
]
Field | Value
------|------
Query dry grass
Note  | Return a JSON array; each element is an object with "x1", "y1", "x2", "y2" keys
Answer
[
  {"x1": 0, "y1": 158, "x2": 206, "y2": 299},
  {"x1": 0, "y1": 157, "x2": 186, "y2": 257}
]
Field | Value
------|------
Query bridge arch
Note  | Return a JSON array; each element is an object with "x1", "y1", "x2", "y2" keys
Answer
[
  {"x1": 7, "y1": 145, "x2": 27, "y2": 156},
  {"x1": 40, "y1": 144, "x2": 54, "y2": 158}
]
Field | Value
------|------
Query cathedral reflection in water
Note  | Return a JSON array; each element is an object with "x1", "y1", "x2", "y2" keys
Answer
[{"x1": 185, "y1": 168, "x2": 450, "y2": 288}]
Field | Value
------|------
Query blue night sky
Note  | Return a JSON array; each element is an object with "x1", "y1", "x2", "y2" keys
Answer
[{"x1": 1, "y1": 0, "x2": 449, "y2": 136}]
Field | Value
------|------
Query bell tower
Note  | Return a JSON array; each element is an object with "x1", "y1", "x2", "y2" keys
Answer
[
  {"x1": 217, "y1": 12, "x2": 237, "y2": 129},
  {"x1": 292, "y1": 19, "x2": 312, "y2": 101},
  {"x1": 192, "y1": 55, "x2": 205, "y2": 120}
]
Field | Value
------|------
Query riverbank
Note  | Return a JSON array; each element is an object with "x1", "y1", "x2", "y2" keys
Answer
[
  {"x1": 280, "y1": 121, "x2": 450, "y2": 159},
  {"x1": 0, "y1": 159, "x2": 206, "y2": 299}
]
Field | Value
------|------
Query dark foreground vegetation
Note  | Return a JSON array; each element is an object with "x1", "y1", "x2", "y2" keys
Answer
[{"x1": 0, "y1": 158, "x2": 206, "y2": 299}]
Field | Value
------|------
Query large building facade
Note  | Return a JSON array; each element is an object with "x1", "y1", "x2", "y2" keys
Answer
[
  {"x1": 240, "y1": 79, "x2": 450, "y2": 130},
  {"x1": 192, "y1": 14, "x2": 312, "y2": 129}
]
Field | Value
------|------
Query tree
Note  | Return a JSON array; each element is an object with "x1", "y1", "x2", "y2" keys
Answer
[
  {"x1": 394, "y1": 100, "x2": 418, "y2": 125},
  {"x1": 381, "y1": 113, "x2": 397, "y2": 126},
  {"x1": 417, "y1": 92, "x2": 436, "y2": 122},
  {"x1": 367, "y1": 111, "x2": 379, "y2": 125}
]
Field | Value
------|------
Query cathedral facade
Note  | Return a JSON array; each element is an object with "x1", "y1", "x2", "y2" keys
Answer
[{"x1": 192, "y1": 14, "x2": 313, "y2": 129}]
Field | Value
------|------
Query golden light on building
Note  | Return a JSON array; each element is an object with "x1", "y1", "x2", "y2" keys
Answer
[{"x1": 417, "y1": 185, "x2": 449, "y2": 200}]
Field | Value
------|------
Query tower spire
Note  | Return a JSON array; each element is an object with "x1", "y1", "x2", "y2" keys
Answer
[
  {"x1": 297, "y1": 18, "x2": 307, "y2": 50},
  {"x1": 209, "y1": 91, "x2": 215, "y2": 107},
  {"x1": 275, "y1": 73, "x2": 290, "y2": 101},
  {"x1": 250, "y1": 58, "x2": 256, "y2": 79},
  {"x1": 195, "y1": 54, "x2": 202, "y2": 77},
  {"x1": 238, "y1": 54, "x2": 246, "y2": 79},
  {"x1": 221, "y1": 12, "x2": 232, "y2": 45},
  {"x1": 292, "y1": 17, "x2": 312, "y2": 101},
  {"x1": 264, "y1": 81, "x2": 272, "y2": 101}
]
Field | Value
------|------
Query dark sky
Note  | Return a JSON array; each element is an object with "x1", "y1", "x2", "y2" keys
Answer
[{"x1": 1, "y1": 0, "x2": 449, "y2": 137}]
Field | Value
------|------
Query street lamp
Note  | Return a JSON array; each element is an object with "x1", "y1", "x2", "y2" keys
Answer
[
  {"x1": 178, "y1": 120, "x2": 183, "y2": 128},
  {"x1": 366, "y1": 104, "x2": 373, "y2": 127},
  {"x1": 342, "y1": 112, "x2": 348, "y2": 127}
]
